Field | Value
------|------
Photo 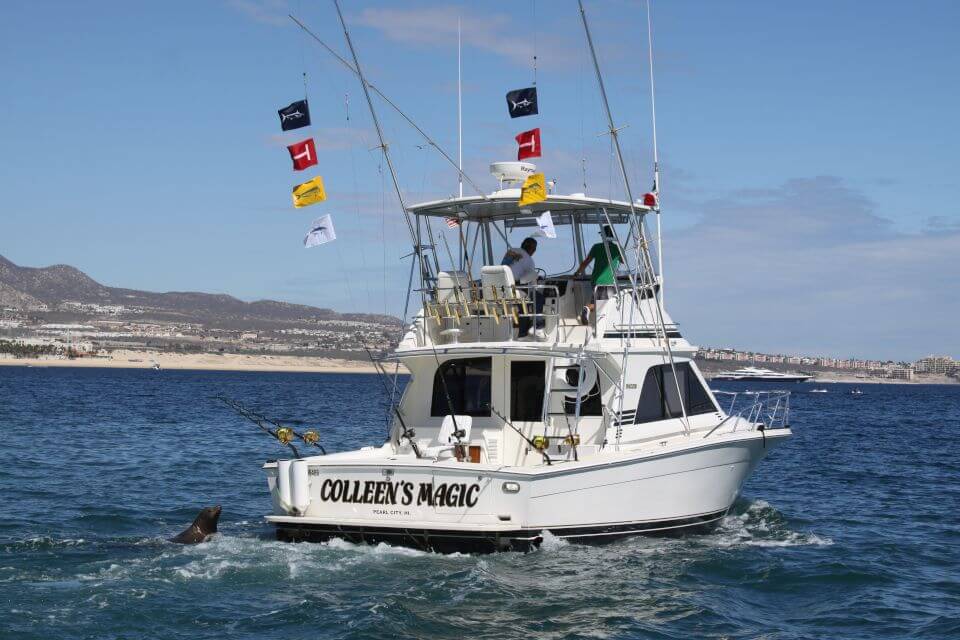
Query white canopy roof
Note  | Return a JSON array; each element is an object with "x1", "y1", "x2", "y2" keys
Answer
[{"x1": 406, "y1": 193, "x2": 651, "y2": 227}]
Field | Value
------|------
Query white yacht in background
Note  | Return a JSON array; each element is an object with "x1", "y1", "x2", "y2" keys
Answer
[
  {"x1": 710, "y1": 367, "x2": 811, "y2": 383},
  {"x1": 257, "y1": 1, "x2": 793, "y2": 552}
]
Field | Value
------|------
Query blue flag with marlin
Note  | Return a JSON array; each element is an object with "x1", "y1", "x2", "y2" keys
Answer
[
  {"x1": 278, "y1": 99, "x2": 311, "y2": 131},
  {"x1": 505, "y1": 87, "x2": 538, "y2": 118}
]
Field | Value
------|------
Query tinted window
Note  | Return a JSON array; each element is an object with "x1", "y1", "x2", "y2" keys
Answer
[
  {"x1": 686, "y1": 371, "x2": 716, "y2": 414},
  {"x1": 661, "y1": 365, "x2": 687, "y2": 418},
  {"x1": 635, "y1": 365, "x2": 665, "y2": 423},
  {"x1": 635, "y1": 363, "x2": 717, "y2": 424},
  {"x1": 431, "y1": 357, "x2": 491, "y2": 417},
  {"x1": 511, "y1": 361, "x2": 545, "y2": 421}
]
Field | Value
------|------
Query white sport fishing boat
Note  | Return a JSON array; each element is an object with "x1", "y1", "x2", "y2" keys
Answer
[
  {"x1": 260, "y1": 1, "x2": 792, "y2": 552},
  {"x1": 710, "y1": 367, "x2": 811, "y2": 383}
]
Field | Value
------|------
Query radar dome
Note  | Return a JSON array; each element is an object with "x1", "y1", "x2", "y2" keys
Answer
[{"x1": 490, "y1": 161, "x2": 536, "y2": 184}]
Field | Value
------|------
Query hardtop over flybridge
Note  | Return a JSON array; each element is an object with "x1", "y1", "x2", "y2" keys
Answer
[{"x1": 252, "y1": 0, "x2": 793, "y2": 552}]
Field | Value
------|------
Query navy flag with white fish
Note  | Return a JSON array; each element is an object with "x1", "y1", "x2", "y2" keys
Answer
[
  {"x1": 278, "y1": 99, "x2": 311, "y2": 131},
  {"x1": 505, "y1": 87, "x2": 538, "y2": 118}
]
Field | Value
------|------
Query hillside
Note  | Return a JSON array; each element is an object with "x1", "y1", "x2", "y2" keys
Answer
[{"x1": 0, "y1": 254, "x2": 398, "y2": 326}]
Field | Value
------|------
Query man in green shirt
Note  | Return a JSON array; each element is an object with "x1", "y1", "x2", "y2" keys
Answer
[{"x1": 574, "y1": 225, "x2": 623, "y2": 325}]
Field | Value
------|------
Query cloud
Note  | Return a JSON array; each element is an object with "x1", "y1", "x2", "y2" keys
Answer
[
  {"x1": 226, "y1": 0, "x2": 289, "y2": 27},
  {"x1": 355, "y1": 5, "x2": 575, "y2": 68},
  {"x1": 925, "y1": 215, "x2": 960, "y2": 232},
  {"x1": 662, "y1": 176, "x2": 960, "y2": 360}
]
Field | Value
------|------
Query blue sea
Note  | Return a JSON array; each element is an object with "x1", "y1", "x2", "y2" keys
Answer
[{"x1": 0, "y1": 367, "x2": 957, "y2": 639}]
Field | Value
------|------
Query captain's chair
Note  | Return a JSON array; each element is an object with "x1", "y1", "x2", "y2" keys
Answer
[
  {"x1": 436, "y1": 270, "x2": 470, "y2": 303},
  {"x1": 481, "y1": 265, "x2": 515, "y2": 300}
]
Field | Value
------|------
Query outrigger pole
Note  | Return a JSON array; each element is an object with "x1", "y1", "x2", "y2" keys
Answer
[
  {"x1": 457, "y1": 17, "x2": 464, "y2": 199},
  {"x1": 645, "y1": 0, "x2": 664, "y2": 305},
  {"x1": 577, "y1": 0, "x2": 690, "y2": 434},
  {"x1": 289, "y1": 14, "x2": 488, "y2": 201},
  {"x1": 330, "y1": 0, "x2": 438, "y2": 284},
  {"x1": 331, "y1": 0, "x2": 465, "y2": 451}
]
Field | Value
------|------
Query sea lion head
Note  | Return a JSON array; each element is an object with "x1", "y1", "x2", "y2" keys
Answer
[
  {"x1": 195, "y1": 505, "x2": 222, "y2": 533},
  {"x1": 170, "y1": 505, "x2": 222, "y2": 544}
]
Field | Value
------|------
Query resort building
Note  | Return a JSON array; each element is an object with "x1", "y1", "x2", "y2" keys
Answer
[{"x1": 913, "y1": 355, "x2": 956, "y2": 375}]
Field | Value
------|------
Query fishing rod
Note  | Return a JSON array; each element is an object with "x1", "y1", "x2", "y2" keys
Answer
[
  {"x1": 491, "y1": 406, "x2": 552, "y2": 466},
  {"x1": 215, "y1": 395, "x2": 327, "y2": 457},
  {"x1": 364, "y1": 348, "x2": 422, "y2": 458}
]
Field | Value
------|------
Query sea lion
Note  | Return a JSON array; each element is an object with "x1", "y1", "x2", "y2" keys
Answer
[{"x1": 169, "y1": 505, "x2": 221, "y2": 544}]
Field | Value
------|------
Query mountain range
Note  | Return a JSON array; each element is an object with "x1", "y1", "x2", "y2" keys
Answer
[{"x1": 0, "y1": 254, "x2": 398, "y2": 327}]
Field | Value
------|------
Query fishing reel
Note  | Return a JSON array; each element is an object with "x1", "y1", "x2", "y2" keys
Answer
[{"x1": 216, "y1": 395, "x2": 327, "y2": 457}]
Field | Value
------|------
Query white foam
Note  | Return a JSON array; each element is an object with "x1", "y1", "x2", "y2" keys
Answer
[
  {"x1": 710, "y1": 500, "x2": 833, "y2": 548},
  {"x1": 537, "y1": 530, "x2": 570, "y2": 552}
]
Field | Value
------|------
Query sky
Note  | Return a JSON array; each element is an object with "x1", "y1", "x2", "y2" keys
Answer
[{"x1": 2, "y1": 0, "x2": 958, "y2": 361}]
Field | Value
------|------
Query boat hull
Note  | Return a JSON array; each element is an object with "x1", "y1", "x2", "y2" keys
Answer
[
  {"x1": 272, "y1": 508, "x2": 728, "y2": 553},
  {"x1": 264, "y1": 431, "x2": 787, "y2": 553}
]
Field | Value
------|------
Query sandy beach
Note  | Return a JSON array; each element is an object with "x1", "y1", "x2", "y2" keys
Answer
[{"x1": 0, "y1": 350, "x2": 399, "y2": 374}]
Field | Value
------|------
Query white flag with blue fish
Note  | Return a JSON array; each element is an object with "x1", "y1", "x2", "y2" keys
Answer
[
  {"x1": 534, "y1": 210, "x2": 556, "y2": 239},
  {"x1": 304, "y1": 214, "x2": 337, "y2": 248}
]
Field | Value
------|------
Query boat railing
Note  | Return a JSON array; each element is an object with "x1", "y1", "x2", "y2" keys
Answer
[
  {"x1": 711, "y1": 390, "x2": 791, "y2": 433},
  {"x1": 422, "y1": 282, "x2": 561, "y2": 344}
]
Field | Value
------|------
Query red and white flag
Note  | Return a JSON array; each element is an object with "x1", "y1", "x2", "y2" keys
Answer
[
  {"x1": 642, "y1": 181, "x2": 659, "y2": 208},
  {"x1": 515, "y1": 127, "x2": 541, "y2": 161},
  {"x1": 445, "y1": 217, "x2": 461, "y2": 228},
  {"x1": 287, "y1": 138, "x2": 318, "y2": 171}
]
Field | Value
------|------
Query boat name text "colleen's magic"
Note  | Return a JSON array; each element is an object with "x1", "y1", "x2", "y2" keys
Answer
[{"x1": 319, "y1": 479, "x2": 480, "y2": 508}]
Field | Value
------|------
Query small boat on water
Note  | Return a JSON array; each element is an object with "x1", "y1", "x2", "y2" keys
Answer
[
  {"x1": 710, "y1": 367, "x2": 811, "y2": 383},
  {"x1": 850, "y1": 388, "x2": 864, "y2": 396},
  {"x1": 810, "y1": 388, "x2": 828, "y2": 393}
]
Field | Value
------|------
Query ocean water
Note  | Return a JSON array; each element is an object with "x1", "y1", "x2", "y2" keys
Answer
[{"x1": 0, "y1": 367, "x2": 957, "y2": 640}]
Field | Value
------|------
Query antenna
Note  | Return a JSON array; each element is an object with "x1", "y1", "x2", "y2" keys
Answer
[
  {"x1": 457, "y1": 17, "x2": 463, "y2": 199},
  {"x1": 578, "y1": 0, "x2": 689, "y2": 435},
  {"x1": 646, "y1": 0, "x2": 664, "y2": 304}
]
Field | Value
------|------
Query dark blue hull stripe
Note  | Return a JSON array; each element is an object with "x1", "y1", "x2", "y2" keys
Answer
[
  {"x1": 603, "y1": 331, "x2": 683, "y2": 339},
  {"x1": 273, "y1": 509, "x2": 728, "y2": 553}
]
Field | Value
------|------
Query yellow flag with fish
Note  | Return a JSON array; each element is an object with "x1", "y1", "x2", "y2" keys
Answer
[
  {"x1": 518, "y1": 173, "x2": 547, "y2": 206},
  {"x1": 292, "y1": 176, "x2": 327, "y2": 208}
]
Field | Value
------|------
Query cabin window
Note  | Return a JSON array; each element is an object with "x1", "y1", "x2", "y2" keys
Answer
[
  {"x1": 511, "y1": 360, "x2": 545, "y2": 421},
  {"x1": 634, "y1": 363, "x2": 718, "y2": 424},
  {"x1": 431, "y1": 357, "x2": 492, "y2": 417}
]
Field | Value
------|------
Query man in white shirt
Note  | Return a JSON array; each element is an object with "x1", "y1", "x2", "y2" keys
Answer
[
  {"x1": 501, "y1": 237, "x2": 544, "y2": 337},
  {"x1": 501, "y1": 237, "x2": 538, "y2": 284}
]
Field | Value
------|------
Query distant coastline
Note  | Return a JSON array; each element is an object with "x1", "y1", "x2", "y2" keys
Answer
[
  {"x1": 808, "y1": 372, "x2": 956, "y2": 385},
  {"x1": 1, "y1": 350, "x2": 953, "y2": 384},
  {"x1": 0, "y1": 350, "x2": 393, "y2": 374}
]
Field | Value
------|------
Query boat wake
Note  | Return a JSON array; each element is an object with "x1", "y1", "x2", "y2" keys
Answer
[{"x1": 709, "y1": 499, "x2": 832, "y2": 548}]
